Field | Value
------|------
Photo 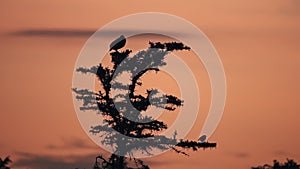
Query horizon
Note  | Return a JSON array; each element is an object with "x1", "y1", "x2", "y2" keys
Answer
[{"x1": 0, "y1": 1, "x2": 299, "y2": 169}]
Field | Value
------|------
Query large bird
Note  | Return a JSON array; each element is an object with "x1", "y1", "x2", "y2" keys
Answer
[
  {"x1": 109, "y1": 35, "x2": 126, "y2": 51},
  {"x1": 198, "y1": 135, "x2": 207, "y2": 143}
]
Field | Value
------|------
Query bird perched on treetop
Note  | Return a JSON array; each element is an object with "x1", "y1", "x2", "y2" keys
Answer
[
  {"x1": 198, "y1": 135, "x2": 207, "y2": 143},
  {"x1": 109, "y1": 35, "x2": 126, "y2": 51}
]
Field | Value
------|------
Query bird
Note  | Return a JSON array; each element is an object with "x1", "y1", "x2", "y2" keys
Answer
[
  {"x1": 109, "y1": 35, "x2": 126, "y2": 51},
  {"x1": 198, "y1": 135, "x2": 207, "y2": 143}
]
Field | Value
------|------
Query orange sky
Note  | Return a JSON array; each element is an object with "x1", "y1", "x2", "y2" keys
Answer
[{"x1": 0, "y1": 0, "x2": 299, "y2": 169}]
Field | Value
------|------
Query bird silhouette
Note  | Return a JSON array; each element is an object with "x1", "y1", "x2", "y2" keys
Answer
[
  {"x1": 109, "y1": 35, "x2": 126, "y2": 51},
  {"x1": 198, "y1": 135, "x2": 207, "y2": 143}
]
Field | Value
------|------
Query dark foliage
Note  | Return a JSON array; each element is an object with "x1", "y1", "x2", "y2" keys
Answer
[
  {"x1": 73, "y1": 36, "x2": 216, "y2": 169},
  {"x1": 252, "y1": 159, "x2": 300, "y2": 169},
  {"x1": 0, "y1": 156, "x2": 12, "y2": 169}
]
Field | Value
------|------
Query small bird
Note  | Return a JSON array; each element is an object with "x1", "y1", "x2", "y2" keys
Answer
[
  {"x1": 198, "y1": 135, "x2": 207, "y2": 143},
  {"x1": 109, "y1": 35, "x2": 126, "y2": 51}
]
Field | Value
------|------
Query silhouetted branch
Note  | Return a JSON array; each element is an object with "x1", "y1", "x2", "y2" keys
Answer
[
  {"x1": 176, "y1": 140, "x2": 217, "y2": 151},
  {"x1": 171, "y1": 147, "x2": 189, "y2": 156},
  {"x1": 0, "y1": 156, "x2": 12, "y2": 169},
  {"x1": 149, "y1": 41, "x2": 191, "y2": 51}
]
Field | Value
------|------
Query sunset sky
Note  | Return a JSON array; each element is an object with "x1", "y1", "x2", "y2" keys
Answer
[{"x1": 0, "y1": 0, "x2": 299, "y2": 169}]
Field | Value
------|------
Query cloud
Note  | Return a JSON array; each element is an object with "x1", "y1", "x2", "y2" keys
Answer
[
  {"x1": 277, "y1": 0, "x2": 300, "y2": 16},
  {"x1": 13, "y1": 152, "x2": 168, "y2": 169},
  {"x1": 273, "y1": 150, "x2": 291, "y2": 156},
  {"x1": 13, "y1": 152, "x2": 96, "y2": 169},
  {"x1": 45, "y1": 137, "x2": 96, "y2": 150},
  {"x1": 234, "y1": 152, "x2": 250, "y2": 158},
  {"x1": 10, "y1": 29, "x2": 95, "y2": 37},
  {"x1": 9, "y1": 29, "x2": 192, "y2": 38},
  {"x1": 12, "y1": 136, "x2": 170, "y2": 169},
  {"x1": 227, "y1": 151, "x2": 250, "y2": 159}
]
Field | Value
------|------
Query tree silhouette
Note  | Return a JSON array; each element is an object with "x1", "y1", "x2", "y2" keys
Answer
[
  {"x1": 252, "y1": 159, "x2": 300, "y2": 169},
  {"x1": 0, "y1": 156, "x2": 12, "y2": 169},
  {"x1": 73, "y1": 35, "x2": 216, "y2": 169}
]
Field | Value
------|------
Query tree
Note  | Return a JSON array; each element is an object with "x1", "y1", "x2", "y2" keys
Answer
[
  {"x1": 252, "y1": 159, "x2": 300, "y2": 169},
  {"x1": 0, "y1": 156, "x2": 12, "y2": 169},
  {"x1": 73, "y1": 36, "x2": 216, "y2": 169}
]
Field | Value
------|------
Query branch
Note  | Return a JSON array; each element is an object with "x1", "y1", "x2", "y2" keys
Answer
[
  {"x1": 176, "y1": 140, "x2": 217, "y2": 151},
  {"x1": 149, "y1": 41, "x2": 191, "y2": 51}
]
